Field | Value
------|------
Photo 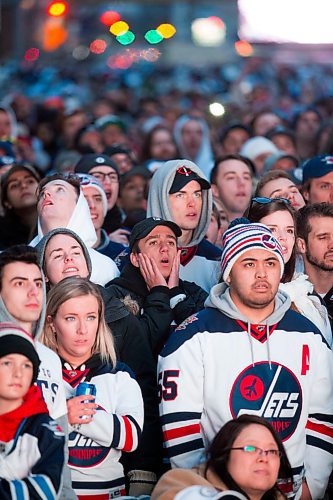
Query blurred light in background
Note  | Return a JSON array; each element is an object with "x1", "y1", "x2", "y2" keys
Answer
[
  {"x1": 72, "y1": 45, "x2": 90, "y2": 61},
  {"x1": 191, "y1": 16, "x2": 226, "y2": 47},
  {"x1": 116, "y1": 31, "x2": 136, "y2": 46},
  {"x1": 234, "y1": 40, "x2": 253, "y2": 57},
  {"x1": 89, "y1": 39, "x2": 107, "y2": 54},
  {"x1": 47, "y1": 1, "x2": 68, "y2": 17},
  {"x1": 110, "y1": 21, "x2": 129, "y2": 36},
  {"x1": 238, "y1": 0, "x2": 333, "y2": 44},
  {"x1": 24, "y1": 47, "x2": 40, "y2": 62},
  {"x1": 100, "y1": 11, "x2": 121, "y2": 27},
  {"x1": 209, "y1": 102, "x2": 225, "y2": 117},
  {"x1": 42, "y1": 18, "x2": 68, "y2": 51},
  {"x1": 156, "y1": 24, "x2": 176, "y2": 39},
  {"x1": 145, "y1": 30, "x2": 164, "y2": 44}
]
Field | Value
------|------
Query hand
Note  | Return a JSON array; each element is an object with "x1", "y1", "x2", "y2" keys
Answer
[
  {"x1": 108, "y1": 229, "x2": 131, "y2": 245},
  {"x1": 300, "y1": 480, "x2": 312, "y2": 500},
  {"x1": 168, "y1": 250, "x2": 181, "y2": 289},
  {"x1": 137, "y1": 253, "x2": 167, "y2": 290},
  {"x1": 67, "y1": 395, "x2": 97, "y2": 425}
]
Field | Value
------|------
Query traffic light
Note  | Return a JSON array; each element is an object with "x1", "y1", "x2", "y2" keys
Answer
[{"x1": 47, "y1": 1, "x2": 68, "y2": 17}]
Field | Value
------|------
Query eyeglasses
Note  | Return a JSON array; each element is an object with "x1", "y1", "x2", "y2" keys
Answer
[
  {"x1": 251, "y1": 197, "x2": 290, "y2": 205},
  {"x1": 230, "y1": 445, "x2": 281, "y2": 458},
  {"x1": 91, "y1": 171, "x2": 119, "y2": 183}
]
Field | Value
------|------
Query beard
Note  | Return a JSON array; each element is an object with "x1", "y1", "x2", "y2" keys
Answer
[{"x1": 306, "y1": 250, "x2": 333, "y2": 272}]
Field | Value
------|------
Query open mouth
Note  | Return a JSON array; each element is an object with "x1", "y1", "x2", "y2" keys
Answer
[{"x1": 63, "y1": 267, "x2": 79, "y2": 274}]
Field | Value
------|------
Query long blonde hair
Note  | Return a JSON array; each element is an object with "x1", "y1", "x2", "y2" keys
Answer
[{"x1": 41, "y1": 277, "x2": 117, "y2": 365}]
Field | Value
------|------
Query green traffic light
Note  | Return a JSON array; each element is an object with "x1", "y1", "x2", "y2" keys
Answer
[
  {"x1": 144, "y1": 30, "x2": 163, "y2": 44},
  {"x1": 116, "y1": 31, "x2": 135, "y2": 45}
]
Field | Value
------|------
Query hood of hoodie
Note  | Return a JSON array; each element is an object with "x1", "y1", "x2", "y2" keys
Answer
[
  {"x1": 146, "y1": 158, "x2": 212, "y2": 247},
  {"x1": 0, "y1": 272, "x2": 47, "y2": 341},
  {"x1": 205, "y1": 282, "x2": 291, "y2": 326},
  {"x1": 173, "y1": 115, "x2": 214, "y2": 178},
  {"x1": 205, "y1": 283, "x2": 291, "y2": 368},
  {"x1": 31, "y1": 190, "x2": 97, "y2": 248},
  {"x1": 36, "y1": 227, "x2": 92, "y2": 281}
]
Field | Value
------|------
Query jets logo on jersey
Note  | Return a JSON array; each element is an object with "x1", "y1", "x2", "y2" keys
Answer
[
  {"x1": 68, "y1": 431, "x2": 110, "y2": 467},
  {"x1": 176, "y1": 314, "x2": 198, "y2": 331},
  {"x1": 230, "y1": 362, "x2": 302, "y2": 441}
]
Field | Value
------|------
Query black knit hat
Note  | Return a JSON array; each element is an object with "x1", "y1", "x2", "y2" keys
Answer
[
  {"x1": 0, "y1": 323, "x2": 40, "y2": 385},
  {"x1": 74, "y1": 153, "x2": 119, "y2": 177}
]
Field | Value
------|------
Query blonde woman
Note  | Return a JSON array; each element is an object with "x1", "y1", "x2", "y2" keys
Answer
[{"x1": 41, "y1": 277, "x2": 144, "y2": 499}]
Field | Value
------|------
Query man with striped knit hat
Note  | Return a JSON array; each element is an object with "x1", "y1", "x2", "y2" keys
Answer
[{"x1": 158, "y1": 218, "x2": 333, "y2": 500}]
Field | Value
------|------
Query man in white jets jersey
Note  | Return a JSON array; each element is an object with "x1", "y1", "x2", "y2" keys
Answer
[{"x1": 158, "y1": 218, "x2": 333, "y2": 500}]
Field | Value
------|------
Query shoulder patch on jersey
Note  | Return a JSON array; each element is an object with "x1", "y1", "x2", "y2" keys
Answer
[{"x1": 42, "y1": 419, "x2": 65, "y2": 438}]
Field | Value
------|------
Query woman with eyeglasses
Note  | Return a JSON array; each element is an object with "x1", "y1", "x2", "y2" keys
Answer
[
  {"x1": 245, "y1": 198, "x2": 332, "y2": 346},
  {"x1": 152, "y1": 415, "x2": 292, "y2": 500}
]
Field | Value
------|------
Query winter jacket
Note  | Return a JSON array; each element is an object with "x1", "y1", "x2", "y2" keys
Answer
[
  {"x1": 106, "y1": 262, "x2": 208, "y2": 354},
  {"x1": 158, "y1": 283, "x2": 333, "y2": 500},
  {"x1": 0, "y1": 385, "x2": 65, "y2": 499},
  {"x1": 99, "y1": 287, "x2": 163, "y2": 475}
]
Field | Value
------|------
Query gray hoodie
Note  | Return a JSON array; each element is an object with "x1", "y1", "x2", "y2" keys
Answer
[
  {"x1": 205, "y1": 282, "x2": 292, "y2": 367},
  {"x1": 30, "y1": 190, "x2": 119, "y2": 286},
  {"x1": 147, "y1": 159, "x2": 221, "y2": 292}
]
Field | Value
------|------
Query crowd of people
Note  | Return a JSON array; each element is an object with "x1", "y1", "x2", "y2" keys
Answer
[{"x1": 0, "y1": 57, "x2": 332, "y2": 500}]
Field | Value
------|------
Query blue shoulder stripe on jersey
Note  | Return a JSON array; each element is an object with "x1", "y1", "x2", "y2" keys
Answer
[
  {"x1": 197, "y1": 239, "x2": 222, "y2": 260},
  {"x1": 72, "y1": 477, "x2": 125, "y2": 490},
  {"x1": 126, "y1": 414, "x2": 142, "y2": 437},
  {"x1": 278, "y1": 309, "x2": 330, "y2": 347},
  {"x1": 28, "y1": 475, "x2": 55, "y2": 500},
  {"x1": 306, "y1": 435, "x2": 333, "y2": 455},
  {"x1": 11, "y1": 480, "x2": 26, "y2": 500},
  {"x1": 112, "y1": 361, "x2": 137, "y2": 380},
  {"x1": 166, "y1": 438, "x2": 204, "y2": 458},
  {"x1": 291, "y1": 465, "x2": 304, "y2": 476},
  {"x1": 160, "y1": 308, "x2": 242, "y2": 357},
  {"x1": 111, "y1": 414, "x2": 121, "y2": 448},
  {"x1": 160, "y1": 412, "x2": 202, "y2": 426},
  {"x1": 309, "y1": 413, "x2": 333, "y2": 424}
]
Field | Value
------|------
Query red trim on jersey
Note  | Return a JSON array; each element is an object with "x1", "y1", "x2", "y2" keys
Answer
[
  {"x1": 122, "y1": 416, "x2": 134, "y2": 451},
  {"x1": 306, "y1": 420, "x2": 333, "y2": 438},
  {"x1": 163, "y1": 423, "x2": 201, "y2": 442},
  {"x1": 78, "y1": 489, "x2": 126, "y2": 499}
]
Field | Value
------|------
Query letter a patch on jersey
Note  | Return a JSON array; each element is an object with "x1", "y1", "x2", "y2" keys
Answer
[{"x1": 301, "y1": 344, "x2": 310, "y2": 375}]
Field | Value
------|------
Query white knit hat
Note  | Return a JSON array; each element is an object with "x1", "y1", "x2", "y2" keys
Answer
[
  {"x1": 240, "y1": 136, "x2": 278, "y2": 161},
  {"x1": 76, "y1": 173, "x2": 108, "y2": 216}
]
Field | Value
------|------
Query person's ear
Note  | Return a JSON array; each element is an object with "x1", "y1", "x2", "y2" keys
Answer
[
  {"x1": 297, "y1": 237, "x2": 307, "y2": 254},
  {"x1": 302, "y1": 189, "x2": 309, "y2": 202},
  {"x1": 226, "y1": 275, "x2": 231, "y2": 285},
  {"x1": 47, "y1": 315, "x2": 56, "y2": 333},
  {"x1": 130, "y1": 252, "x2": 140, "y2": 268},
  {"x1": 211, "y1": 184, "x2": 219, "y2": 198}
]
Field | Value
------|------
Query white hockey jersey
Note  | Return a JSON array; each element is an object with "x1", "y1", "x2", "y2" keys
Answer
[{"x1": 158, "y1": 284, "x2": 333, "y2": 500}]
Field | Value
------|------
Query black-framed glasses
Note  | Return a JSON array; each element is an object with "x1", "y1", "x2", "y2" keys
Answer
[
  {"x1": 91, "y1": 171, "x2": 119, "y2": 183},
  {"x1": 230, "y1": 445, "x2": 282, "y2": 458}
]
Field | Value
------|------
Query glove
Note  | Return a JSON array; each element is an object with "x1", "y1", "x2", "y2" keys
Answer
[{"x1": 127, "y1": 469, "x2": 157, "y2": 497}]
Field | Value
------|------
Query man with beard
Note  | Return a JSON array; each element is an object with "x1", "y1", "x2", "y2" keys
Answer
[
  {"x1": 297, "y1": 203, "x2": 333, "y2": 330},
  {"x1": 158, "y1": 219, "x2": 333, "y2": 500}
]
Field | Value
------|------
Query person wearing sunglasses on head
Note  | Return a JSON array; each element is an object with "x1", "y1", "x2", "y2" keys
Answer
[
  {"x1": 152, "y1": 415, "x2": 292, "y2": 500},
  {"x1": 245, "y1": 197, "x2": 332, "y2": 346}
]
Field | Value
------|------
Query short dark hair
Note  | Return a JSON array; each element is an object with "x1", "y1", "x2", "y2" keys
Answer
[
  {"x1": 205, "y1": 415, "x2": 293, "y2": 500},
  {"x1": 245, "y1": 198, "x2": 298, "y2": 283},
  {"x1": 297, "y1": 202, "x2": 333, "y2": 242},
  {"x1": 210, "y1": 154, "x2": 255, "y2": 184},
  {"x1": 36, "y1": 173, "x2": 80, "y2": 202},
  {"x1": 0, "y1": 245, "x2": 39, "y2": 291},
  {"x1": 255, "y1": 169, "x2": 294, "y2": 197}
]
